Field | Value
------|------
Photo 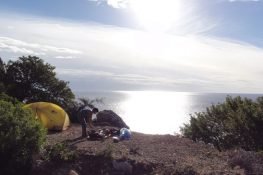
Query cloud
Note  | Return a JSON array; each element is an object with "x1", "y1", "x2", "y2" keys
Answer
[
  {"x1": 0, "y1": 42, "x2": 36, "y2": 55},
  {"x1": 7, "y1": 26, "x2": 15, "y2": 30},
  {"x1": 55, "y1": 56, "x2": 76, "y2": 60},
  {"x1": 57, "y1": 68, "x2": 172, "y2": 85},
  {"x1": 107, "y1": 0, "x2": 129, "y2": 8},
  {"x1": 228, "y1": 0, "x2": 260, "y2": 2},
  {"x1": 57, "y1": 68, "x2": 114, "y2": 77},
  {"x1": 1, "y1": 13, "x2": 263, "y2": 92},
  {"x1": 89, "y1": 0, "x2": 128, "y2": 8},
  {"x1": 0, "y1": 37, "x2": 83, "y2": 56},
  {"x1": 89, "y1": 0, "x2": 261, "y2": 9},
  {"x1": 43, "y1": 46, "x2": 82, "y2": 54}
]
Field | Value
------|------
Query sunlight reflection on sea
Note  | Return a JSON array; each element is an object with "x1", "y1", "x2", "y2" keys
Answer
[
  {"x1": 75, "y1": 91, "x2": 262, "y2": 135},
  {"x1": 119, "y1": 91, "x2": 190, "y2": 134}
]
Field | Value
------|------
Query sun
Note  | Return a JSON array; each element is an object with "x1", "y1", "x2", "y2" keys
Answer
[{"x1": 130, "y1": 0, "x2": 182, "y2": 32}]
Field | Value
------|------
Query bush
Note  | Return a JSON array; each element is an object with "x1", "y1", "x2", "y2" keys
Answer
[
  {"x1": 228, "y1": 149, "x2": 263, "y2": 174},
  {"x1": 41, "y1": 143, "x2": 78, "y2": 162},
  {"x1": 0, "y1": 100, "x2": 46, "y2": 175},
  {"x1": 96, "y1": 144, "x2": 114, "y2": 160},
  {"x1": 0, "y1": 92, "x2": 20, "y2": 105},
  {"x1": 181, "y1": 96, "x2": 263, "y2": 151}
]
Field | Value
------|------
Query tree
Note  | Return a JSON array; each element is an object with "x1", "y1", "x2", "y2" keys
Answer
[
  {"x1": 0, "y1": 57, "x2": 6, "y2": 92},
  {"x1": 181, "y1": 96, "x2": 263, "y2": 151},
  {"x1": 0, "y1": 99, "x2": 46, "y2": 175},
  {"x1": 5, "y1": 55, "x2": 75, "y2": 109}
]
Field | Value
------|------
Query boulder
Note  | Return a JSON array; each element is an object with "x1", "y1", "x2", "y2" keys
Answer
[
  {"x1": 95, "y1": 110, "x2": 129, "y2": 129},
  {"x1": 68, "y1": 170, "x2": 79, "y2": 175},
  {"x1": 112, "y1": 160, "x2": 132, "y2": 175}
]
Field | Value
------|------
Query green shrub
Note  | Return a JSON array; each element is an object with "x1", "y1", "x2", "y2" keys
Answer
[
  {"x1": 41, "y1": 143, "x2": 78, "y2": 162},
  {"x1": 228, "y1": 149, "x2": 263, "y2": 174},
  {"x1": 181, "y1": 96, "x2": 263, "y2": 151},
  {"x1": 0, "y1": 92, "x2": 20, "y2": 105},
  {"x1": 96, "y1": 144, "x2": 114, "y2": 160},
  {"x1": 0, "y1": 100, "x2": 46, "y2": 175}
]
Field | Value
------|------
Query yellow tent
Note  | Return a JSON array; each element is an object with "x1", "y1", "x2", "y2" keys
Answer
[{"x1": 24, "y1": 102, "x2": 70, "y2": 131}]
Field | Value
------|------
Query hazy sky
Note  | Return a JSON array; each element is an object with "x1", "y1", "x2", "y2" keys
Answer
[{"x1": 0, "y1": 0, "x2": 263, "y2": 92}]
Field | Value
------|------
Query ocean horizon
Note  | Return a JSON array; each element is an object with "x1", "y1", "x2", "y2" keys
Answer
[{"x1": 74, "y1": 91, "x2": 263, "y2": 135}]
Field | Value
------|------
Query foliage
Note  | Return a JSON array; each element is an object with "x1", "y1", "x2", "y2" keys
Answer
[
  {"x1": 228, "y1": 149, "x2": 263, "y2": 174},
  {"x1": 96, "y1": 144, "x2": 114, "y2": 160},
  {"x1": 0, "y1": 57, "x2": 6, "y2": 92},
  {"x1": 2, "y1": 55, "x2": 74, "y2": 110},
  {"x1": 41, "y1": 143, "x2": 78, "y2": 162},
  {"x1": 78, "y1": 98, "x2": 104, "y2": 109},
  {"x1": 0, "y1": 100, "x2": 46, "y2": 175},
  {"x1": 0, "y1": 56, "x2": 104, "y2": 123},
  {"x1": 0, "y1": 92, "x2": 20, "y2": 105},
  {"x1": 181, "y1": 96, "x2": 263, "y2": 151}
]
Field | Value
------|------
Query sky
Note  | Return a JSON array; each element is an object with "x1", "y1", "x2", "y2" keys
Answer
[{"x1": 0, "y1": 0, "x2": 263, "y2": 93}]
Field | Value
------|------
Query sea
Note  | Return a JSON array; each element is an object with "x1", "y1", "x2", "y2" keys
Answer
[{"x1": 75, "y1": 91, "x2": 262, "y2": 135}]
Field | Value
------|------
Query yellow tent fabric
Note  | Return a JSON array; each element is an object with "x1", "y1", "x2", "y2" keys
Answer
[{"x1": 23, "y1": 102, "x2": 70, "y2": 131}]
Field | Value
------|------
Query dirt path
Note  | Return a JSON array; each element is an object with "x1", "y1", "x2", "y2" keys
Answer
[{"x1": 32, "y1": 124, "x2": 245, "y2": 175}]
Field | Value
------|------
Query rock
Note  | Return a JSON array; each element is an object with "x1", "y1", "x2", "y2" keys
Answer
[
  {"x1": 68, "y1": 170, "x2": 79, "y2": 175},
  {"x1": 113, "y1": 136, "x2": 120, "y2": 143},
  {"x1": 112, "y1": 160, "x2": 133, "y2": 175},
  {"x1": 95, "y1": 110, "x2": 130, "y2": 129}
]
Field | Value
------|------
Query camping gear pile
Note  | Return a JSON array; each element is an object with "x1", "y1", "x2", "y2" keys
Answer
[
  {"x1": 87, "y1": 128, "x2": 119, "y2": 140},
  {"x1": 90, "y1": 110, "x2": 131, "y2": 141},
  {"x1": 112, "y1": 128, "x2": 132, "y2": 142},
  {"x1": 87, "y1": 127, "x2": 131, "y2": 142}
]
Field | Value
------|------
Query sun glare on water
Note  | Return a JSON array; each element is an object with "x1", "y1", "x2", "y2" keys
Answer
[
  {"x1": 120, "y1": 91, "x2": 190, "y2": 134},
  {"x1": 130, "y1": 0, "x2": 182, "y2": 32}
]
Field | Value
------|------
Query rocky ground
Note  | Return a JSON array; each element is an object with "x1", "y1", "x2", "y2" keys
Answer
[{"x1": 31, "y1": 124, "x2": 263, "y2": 175}]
